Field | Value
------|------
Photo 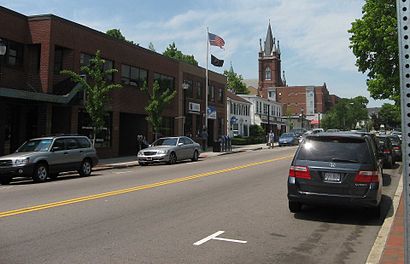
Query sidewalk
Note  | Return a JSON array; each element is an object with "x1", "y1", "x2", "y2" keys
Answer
[{"x1": 94, "y1": 143, "x2": 273, "y2": 170}]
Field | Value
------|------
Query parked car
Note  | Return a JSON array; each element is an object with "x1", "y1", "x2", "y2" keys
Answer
[
  {"x1": 376, "y1": 135, "x2": 396, "y2": 169},
  {"x1": 0, "y1": 135, "x2": 98, "y2": 185},
  {"x1": 388, "y1": 135, "x2": 402, "y2": 162},
  {"x1": 287, "y1": 132, "x2": 383, "y2": 217},
  {"x1": 278, "y1": 133, "x2": 299, "y2": 146},
  {"x1": 137, "y1": 136, "x2": 201, "y2": 165},
  {"x1": 391, "y1": 131, "x2": 402, "y2": 141}
]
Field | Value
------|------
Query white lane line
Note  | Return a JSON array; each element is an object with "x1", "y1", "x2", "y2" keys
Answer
[
  {"x1": 193, "y1": 231, "x2": 247, "y2": 246},
  {"x1": 213, "y1": 237, "x2": 247, "y2": 244},
  {"x1": 194, "y1": 231, "x2": 225, "y2": 246},
  {"x1": 114, "y1": 171, "x2": 133, "y2": 174}
]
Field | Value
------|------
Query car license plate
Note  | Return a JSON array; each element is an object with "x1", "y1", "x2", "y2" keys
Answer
[
  {"x1": 324, "y1": 172, "x2": 341, "y2": 182},
  {"x1": 146, "y1": 157, "x2": 152, "y2": 161}
]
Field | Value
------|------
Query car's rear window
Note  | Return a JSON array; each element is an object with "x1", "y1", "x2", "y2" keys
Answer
[{"x1": 297, "y1": 136, "x2": 373, "y2": 164}]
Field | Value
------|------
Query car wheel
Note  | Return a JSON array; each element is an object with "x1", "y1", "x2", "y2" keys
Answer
[
  {"x1": 0, "y1": 177, "x2": 12, "y2": 185},
  {"x1": 288, "y1": 201, "x2": 302, "y2": 213},
  {"x1": 79, "y1": 159, "x2": 92, "y2": 176},
  {"x1": 191, "y1": 150, "x2": 199, "y2": 162},
  {"x1": 32, "y1": 163, "x2": 48, "y2": 183},
  {"x1": 168, "y1": 152, "x2": 177, "y2": 165},
  {"x1": 368, "y1": 204, "x2": 381, "y2": 219}
]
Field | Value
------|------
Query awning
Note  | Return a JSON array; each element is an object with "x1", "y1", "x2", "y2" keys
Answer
[
  {"x1": 311, "y1": 119, "x2": 319, "y2": 125},
  {"x1": 0, "y1": 83, "x2": 82, "y2": 104}
]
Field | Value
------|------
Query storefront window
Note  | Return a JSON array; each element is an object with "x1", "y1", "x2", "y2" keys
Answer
[{"x1": 77, "y1": 110, "x2": 112, "y2": 148}]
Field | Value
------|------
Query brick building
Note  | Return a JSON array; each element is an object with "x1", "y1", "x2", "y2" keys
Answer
[
  {"x1": 0, "y1": 7, "x2": 226, "y2": 157},
  {"x1": 257, "y1": 22, "x2": 340, "y2": 127}
]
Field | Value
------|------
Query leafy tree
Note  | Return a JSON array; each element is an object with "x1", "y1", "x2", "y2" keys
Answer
[
  {"x1": 106, "y1": 28, "x2": 136, "y2": 45},
  {"x1": 249, "y1": 124, "x2": 265, "y2": 137},
  {"x1": 163, "y1": 42, "x2": 198, "y2": 66},
  {"x1": 348, "y1": 0, "x2": 399, "y2": 104},
  {"x1": 320, "y1": 97, "x2": 369, "y2": 130},
  {"x1": 148, "y1": 42, "x2": 156, "y2": 52},
  {"x1": 224, "y1": 67, "x2": 249, "y2": 94},
  {"x1": 140, "y1": 81, "x2": 177, "y2": 140},
  {"x1": 378, "y1": 103, "x2": 401, "y2": 129},
  {"x1": 61, "y1": 50, "x2": 122, "y2": 145}
]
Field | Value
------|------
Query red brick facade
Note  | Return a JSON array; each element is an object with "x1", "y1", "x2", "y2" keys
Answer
[{"x1": 0, "y1": 7, "x2": 226, "y2": 157}]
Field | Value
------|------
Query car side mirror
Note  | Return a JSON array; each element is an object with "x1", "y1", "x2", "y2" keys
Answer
[
  {"x1": 178, "y1": 143, "x2": 183, "y2": 146},
  {"x1": 52, "y1": 146, "x2": 61, "y2": 152}
]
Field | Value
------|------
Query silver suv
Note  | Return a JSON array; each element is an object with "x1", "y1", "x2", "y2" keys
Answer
[{"x1": 0, "y1": 135, "x2": 98, "y2": 184}]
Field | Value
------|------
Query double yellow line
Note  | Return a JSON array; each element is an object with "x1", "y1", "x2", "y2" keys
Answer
[{"x1": 0, "y1": 155, "x2": 292, "y2": 219}]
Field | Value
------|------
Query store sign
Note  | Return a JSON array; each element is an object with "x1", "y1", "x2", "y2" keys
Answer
[
  {"x1": 207, "y1": 106, "x2": 217, "y2": 119},
  {"x1": 189, "y1": 102, "x2": 200, "y2": 113}
]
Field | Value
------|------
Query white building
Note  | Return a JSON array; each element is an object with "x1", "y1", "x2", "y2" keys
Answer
[
  {"x1": 238, "y1": 94, "x2": 285, "y2": 134},
  {"x1": 227, "y1": 91, "x2": 252, "y2": 137}
]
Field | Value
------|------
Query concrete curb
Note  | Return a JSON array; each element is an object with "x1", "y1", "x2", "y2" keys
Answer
[{"x1": 366, "y1": 174, "x2": 403, "y2": 264}]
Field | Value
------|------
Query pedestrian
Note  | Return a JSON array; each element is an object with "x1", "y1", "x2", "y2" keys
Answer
[
  {"x1": 201, "y1": 128, "x2": 208, "y2": 151},
  {"x1": 268, "y1": 130, "x2": 275, "y2": 149}
]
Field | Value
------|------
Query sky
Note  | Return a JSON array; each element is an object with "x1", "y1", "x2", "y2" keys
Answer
[{"x1": 0, "y1": 0, "x2": 393, "y2": 107}]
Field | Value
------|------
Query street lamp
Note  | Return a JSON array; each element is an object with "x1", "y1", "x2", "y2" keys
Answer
[{"x1": 0, "y1": 38, "x2": 7, "y2": 81}]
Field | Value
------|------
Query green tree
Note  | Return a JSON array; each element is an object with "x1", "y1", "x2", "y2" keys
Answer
[
  {"x1": 379, "y1": 103, "x2": 401, "y2": 129},
  {"x1": 106, "y1": 28, "x2": 136, "y2": 45},
  {"x1": 348, "y1": 0, "x2": 399, "y2": 104},
  {"x1": 148, "y1": 42, "x2": 156, "y2": 52},
  {"x1": 223, "y1": 67, "x2": 248, "y2": 94},
  {"x1": 320, "y1": 97, "x2": 369, "y2": 130},
  {"x1": 61, "y1": 50, "x2": 122, "y2": 145},
  {"x1": 163, "y1": 42, "x2": 198, "y2": 66},
  {"x1": 140, "y1": 81, "x2": 177, "y2": 140}
]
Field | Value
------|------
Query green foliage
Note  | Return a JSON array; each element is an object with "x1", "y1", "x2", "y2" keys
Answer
[
  {"x1": 224, "y1": 68, "x2": 249, "y2": 94},
  {"x1": 148, "y1": 42, "x2": 156, "y2": 52},
  {"x1": 231, "y1": 135, "x2": 265, "y2": 145},
  {"x1": 140, "y1": 81, "x2": 177, "y2": 138},
  {"x1": 106, "y1": 28, "x2": 136, "y2": 45},
  {"x1": 249, "y1": 125, "x2": 265, "y2": 137},
  {"x1": 61, "y1": 50, "x2": 122, "y2": 145},
  {"x1": 163, "y1": 42, "x2": 198, "y2": 66},
  {"x1": 378, "y1": 103, "x2": 401, "y2": 129},
  {"x1": 348, "y1": 0, "x2": 399, "y2": 104},
  {"x1": 320, "y1": 97, "x2": 369, "y2": 130}
]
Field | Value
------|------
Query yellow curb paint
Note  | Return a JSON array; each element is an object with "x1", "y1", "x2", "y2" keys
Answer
[{"x1": 0, "y1": 155, "x2": 292, "y2": 219}]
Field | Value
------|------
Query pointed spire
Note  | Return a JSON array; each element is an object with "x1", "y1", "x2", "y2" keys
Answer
[
  {"x1": 229, "y1": 61, "x2": 234, "y2": 73},
  {"x1": 272, "y1": 37, "x2": 276, "y2": 54},
  {"x1": 259, "y1": 38, "x2": 262, "y2": 52},
  {"x1": 277, "y1": 40, "x2": 281, "y2": 55},
  {"x1": 282, "y1": 70, "x2": 286, "y2": 86},
  {"x1": 264, "y1": 21, "x2": 274, "y2": 56}
]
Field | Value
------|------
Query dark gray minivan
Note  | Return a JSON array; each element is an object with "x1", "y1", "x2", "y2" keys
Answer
[{"x1": 287, "y1": 133, "x2": 382, "y2": 217}]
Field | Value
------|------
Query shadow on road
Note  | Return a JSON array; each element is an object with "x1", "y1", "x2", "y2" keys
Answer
[{"x1": 293, "y1": 194, "x2": 393, "y2": 226}]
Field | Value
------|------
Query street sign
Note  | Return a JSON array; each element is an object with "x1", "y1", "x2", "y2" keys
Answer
[{"x1": 396, "y1": 0, "x2": 410, "y2": 262}]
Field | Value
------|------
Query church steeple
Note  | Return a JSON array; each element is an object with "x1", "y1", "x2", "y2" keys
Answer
[{"x1": 264, "y1": 21, "x2": 274, "y2": 56}]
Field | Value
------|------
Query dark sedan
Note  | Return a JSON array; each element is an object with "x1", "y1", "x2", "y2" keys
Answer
[{"x1": 278, "y1": 133, "x2": 299, "y2": 146}]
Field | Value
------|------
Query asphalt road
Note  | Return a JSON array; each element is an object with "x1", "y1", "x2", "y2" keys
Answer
[{"x1": 0, "y1": 147, "x2": 402, "y2": 264}]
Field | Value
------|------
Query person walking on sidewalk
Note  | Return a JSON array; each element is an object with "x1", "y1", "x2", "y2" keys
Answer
[{"x1": 268, "y1": 130, "x2": 275, "y2": 149}]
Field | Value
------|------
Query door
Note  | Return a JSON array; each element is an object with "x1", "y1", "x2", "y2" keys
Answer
[
  {"x1": 49, "y1": 139, "x2": 68, "y2": 173},
  {"x1": 64, "y1": 138, "x2": 83, "y2": 169}
]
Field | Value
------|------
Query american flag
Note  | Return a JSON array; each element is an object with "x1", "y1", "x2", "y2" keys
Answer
[{"x1": 208, "y1": 32, "x2": 225, "y2": 49}]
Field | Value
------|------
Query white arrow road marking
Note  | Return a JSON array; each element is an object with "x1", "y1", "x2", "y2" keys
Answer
[{"x1": 193, "y1": 231, "x2": 247, "y2": 246}]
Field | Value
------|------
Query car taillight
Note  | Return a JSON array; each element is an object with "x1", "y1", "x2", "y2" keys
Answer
[
  {"x1": 289, "y1": 166, "x2": 311, "y2": 179},
  {"x1": 354, "y1": 171, "x2": 379, "y2": 183},
  {"x1": 393, "y1": 146, "x2": 400, "y2": 150},
  {"x1": 383, "y1": 149, "x2": 391, "y2": 154}
]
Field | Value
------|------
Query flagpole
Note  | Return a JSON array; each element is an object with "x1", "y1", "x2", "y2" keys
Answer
[{"x1": 205, "y1": 27, "x2": 209, "y2": 131}]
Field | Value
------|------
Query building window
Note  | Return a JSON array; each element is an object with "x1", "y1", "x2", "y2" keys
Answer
[
  {"x1": 78, "y1": 110, "x2": 112, "y2": 148},
  {"x1": 54, "y1": 46, "x2": 64, "y2": 74},
  {"x1": 208, "y1": 85, "x2": 215, "y2": 102},
  {"x1": 265, "y1": 67, "x2": 271, "y2": 80},
  {"x1": 154, "y1": 73, "x2": 175, "y2": 93},
  {"x1": 81, "y1": 53, "x2": 115, "y2": 81},
  {"x1": 122, "y1": 64, "x2": 148, "y2": 87},
  {"x1": 230, "y1": 102, "x2": 233, "y2": 114},
  {"x1": 5, "y1": 40, "x2": 24, "y2": 67},
  {"x1": 196, "y1": 81, "x2": 202, "y2": 99},
  {"x1": 184, "y1": 80, "x2": 193, "y2": 98},
  {"x1": 219, "y1": 88, "x2": 224, "y2": 103},
  {"x1": 159, "y1": 117, "x2": 174, "y2": 137}
]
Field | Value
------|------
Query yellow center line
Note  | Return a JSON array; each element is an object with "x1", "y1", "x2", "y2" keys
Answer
[{"x1": 0, "y1": 155, "x2": 293, "y2": 219}]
